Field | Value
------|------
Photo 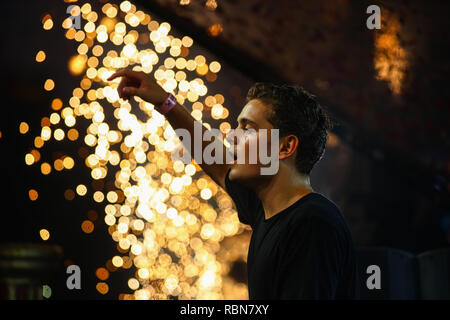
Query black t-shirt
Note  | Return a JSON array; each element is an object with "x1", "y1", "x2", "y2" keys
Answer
[{"x1": 225, "y1": 169, "x2": 360, "y2": 299}]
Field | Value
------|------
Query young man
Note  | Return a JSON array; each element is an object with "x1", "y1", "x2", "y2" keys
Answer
[{"x1": 108, "y1": 70, "x2": 359, "y2": 299}]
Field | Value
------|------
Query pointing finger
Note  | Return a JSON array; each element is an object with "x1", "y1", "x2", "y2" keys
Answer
[
  {"x1": 107, "y1": 69, "x2": 145, "y2": 81},
  {"x1": 107, "y1": 69, "x2": 125, "y2": 81}
]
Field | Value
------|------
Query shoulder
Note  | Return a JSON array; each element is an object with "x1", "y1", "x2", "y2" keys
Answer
[
  {"x1": 286, "y1": 192, "x2": 349, "y2": 238},
  {"x1": 278, "y1": 193, "x2": 354, "y2": 266}
]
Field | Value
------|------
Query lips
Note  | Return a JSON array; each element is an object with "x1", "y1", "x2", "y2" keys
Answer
[
  {"x1": 233, "y1": 148, "x2": 239, "y2": 162},
  {"x1": 226, "y1": 148, "x2": 238, "y2": 164}
]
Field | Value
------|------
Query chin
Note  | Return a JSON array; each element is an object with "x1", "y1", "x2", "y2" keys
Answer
[{"x1": 228, "y1": 164, "x2": 262, "y2": 185}]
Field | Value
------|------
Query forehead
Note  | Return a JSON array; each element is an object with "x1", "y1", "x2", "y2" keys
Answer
[{"x1": 237, "y1": 99, "x2": 274, "y2": 128}]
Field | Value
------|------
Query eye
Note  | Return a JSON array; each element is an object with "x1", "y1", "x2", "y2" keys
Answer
[{"x1": 244, "y1": 127, "x2": 256, "y2": 135}]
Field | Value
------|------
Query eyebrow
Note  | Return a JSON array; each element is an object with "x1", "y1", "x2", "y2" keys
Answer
[{"x1": 236, "y1": 117, "x2": 258, "y2": 126}]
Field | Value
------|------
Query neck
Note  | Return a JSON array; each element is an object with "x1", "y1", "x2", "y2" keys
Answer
[{"x1": 253, "y1": 166, "x2": 313, "y2": 220}]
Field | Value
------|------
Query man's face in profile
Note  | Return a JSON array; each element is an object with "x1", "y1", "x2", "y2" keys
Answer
[{"x1": 227, "y1": 99, "x2": 279, "y2": 185}]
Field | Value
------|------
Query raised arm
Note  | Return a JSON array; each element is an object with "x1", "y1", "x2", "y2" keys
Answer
[{"x1": 107, "y1": 69, "x2": 231, "y2": 189}]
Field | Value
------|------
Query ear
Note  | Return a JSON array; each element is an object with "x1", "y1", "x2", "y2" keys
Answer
[{"x1": 279, "y1": 134, "x2": 299, "y2": 160}]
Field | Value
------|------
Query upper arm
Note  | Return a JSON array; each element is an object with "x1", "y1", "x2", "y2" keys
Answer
[{"x1": 164, "y1": 103, "x2": 231, "y2": 190}]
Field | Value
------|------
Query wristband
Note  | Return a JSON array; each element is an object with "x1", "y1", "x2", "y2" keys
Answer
[{"x1": 156, "y1": 93, "x2": 177, "y2": 115}]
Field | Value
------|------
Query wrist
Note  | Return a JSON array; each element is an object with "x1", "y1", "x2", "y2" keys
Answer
[{"x1": 156, "y1": 93, "x2": 177, "y2": 115}]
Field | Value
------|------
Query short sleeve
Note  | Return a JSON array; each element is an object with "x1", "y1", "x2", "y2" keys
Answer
[
  {"x1": 274, "y1": 216, "x2": 345, "y2": 299},
  {"x1": 224, "y1": 168, "x2": 262, "y2": 228}
]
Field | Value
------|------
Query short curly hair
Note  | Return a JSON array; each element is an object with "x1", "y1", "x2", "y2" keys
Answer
[{"x1": 246, "y1": 82, "x2": 333, "y2": 175}]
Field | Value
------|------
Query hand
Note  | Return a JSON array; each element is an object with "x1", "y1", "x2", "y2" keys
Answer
[{"x1": 107, "y1": 69, "x2": 169, "y2": 105}]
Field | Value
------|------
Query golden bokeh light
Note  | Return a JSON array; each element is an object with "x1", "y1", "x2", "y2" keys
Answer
[
  {"x1": 30, "y1": 149, "x2": 41, "y2": 162},
  {"x1": 96, "y1": 267, "x2": 110, "y2": 280},
  {"x1": 63, "y1": 156, "x2": 75, "y2": 169},
  {"x1": 88, "y1": 210, "x2": 98, "y2": 221},
  {"x1": 34, "y1": 137, "x2": 44, "y2": 148},
  {"x1": 44, "y1": 79, "x2": 55, "y2": 91},
  {"x1": 67, "y1": 128, "x2": 79, "y2": 141},
  {"x1": 128, "y1": 278, "x2": 139, "y2": 290},
  {"x1": 209, "y1": 61, "x2": 221, "y2": 73},
  {"x1": 96, "y1": 282, "x2": 109, "y2": 294},
  {"x1": 92, "y1": 190, "x2": 104, "y2": 203},
  {"x1": 29, "y1": 189, "x2": 39, "y2": 201},
  {"x1": 64, "y1": 189, "x2": 75, "y2": 200},
  {"x1": 36, "y1": 50, "x2": 46, "y2": 62},
  {"x1": 50, "y1": 113, "x2": 60, "y2": 125},
  {"x1": 19, "y1": 122, "x2": 29, "y2": 134},
  {"x1": 25, "y1": 153, "x2": 35, "y2": 165},
  {"x1": 54, "y1": 128, "x2": 65, "y2": 141},
  {"x1": 208, "y1": 24, "x2": 223, "y2": 37},
  {"x1": 81, "y1": 220, "x2": 95, "y2": 234},
  {"x1": 51, "y1": 98, "x2": 63, "y2": 111},
  {"x1": 54, "y1": 159, "x2": 64, "y2": 171},
  {"x1": 41, "y1": 162, "x2": 52, "y2": 175},
  {"x1": 374, "y1": 9, "x2": 408, "y2": 95},
  {"x1": 68, "y1": 55, "x2": 87, "y2": 76},
  {"x1": 39, "y1": 229, "x2": 50, "y2": 241},
  {"x1": 43, "y1": 18, "x2": 53, "y2": 30},
  {"x1": 112, "y1": 256, "x2": 123, "y2": 267},
  {"x1": 27, "y1": 0, "x2": 247, "y2": 300},
  {"x1": 76, "y1": 184, "x2": 88, "y2": 196}
]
